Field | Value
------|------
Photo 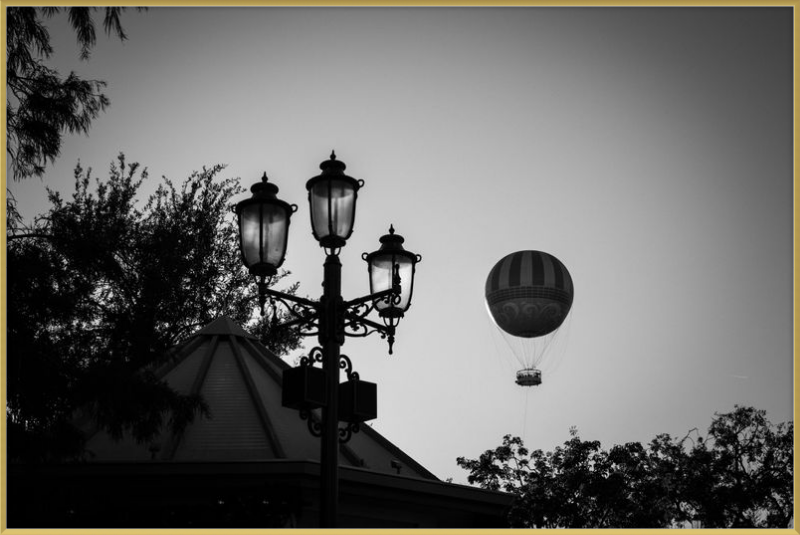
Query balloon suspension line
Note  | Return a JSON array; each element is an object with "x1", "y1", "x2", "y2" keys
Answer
[{"x1": 522, "y1": 387, "x2": 530, "y2": 440}]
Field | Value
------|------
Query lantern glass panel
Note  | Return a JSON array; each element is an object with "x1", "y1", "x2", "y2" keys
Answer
[
  {"x1": 239, "y1": 202, "x2": 289, "y2": 270},
  {"x1": 309, "y1": 178, "x2": 356, "y2": 242},
  {"x1": 371, "y1": 253, "x2": 414, "y2": 312}
]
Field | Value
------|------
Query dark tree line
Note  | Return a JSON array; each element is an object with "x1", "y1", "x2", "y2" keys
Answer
[
  {"x1": 6, "y1": 7, "x2": 306, "y2": 463},
  {"x1": 7, "y1": 156, "x2": 303, "y2": 462},
  {"x1": 457, "y1": 405, "x2": 792, "y2": 528}
]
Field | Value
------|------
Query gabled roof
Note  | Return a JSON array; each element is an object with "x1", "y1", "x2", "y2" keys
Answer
[{"x1": 84, "y1": 317, "x2": 438, "y2": 481}]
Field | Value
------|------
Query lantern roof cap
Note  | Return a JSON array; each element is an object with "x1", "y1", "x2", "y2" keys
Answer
[
  {"x1": 379, "y1": 224, "x2": 404, "y2": 246},
  {"x1": 248, "y1": 172, "x2": 279, "y2": 196},
  {"x1": 319, "y1": 150, "x2": 346, "y2": 172},
  {"x1": 307, "y1": 152, "x2": 363, "y2": 193},
  {"x1": 364, "y1": 225, "x2": 421, "y2": 264}
]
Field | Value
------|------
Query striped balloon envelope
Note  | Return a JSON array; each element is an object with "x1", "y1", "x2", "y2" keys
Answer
[
  {"x1": 485, "y1": 251, "x2": 574, "y2": 386},
  {"x1": 485, "y1": 250, "x2": 574, "y2": 338}
]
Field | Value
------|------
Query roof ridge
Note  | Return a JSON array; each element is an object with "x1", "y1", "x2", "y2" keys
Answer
[{"x1": 193, "y1": 316, "x2": 257, "y2": 339}]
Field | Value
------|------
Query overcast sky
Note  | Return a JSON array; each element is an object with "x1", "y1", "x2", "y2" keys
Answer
[{"x1": 8, "y1": 6, "x2": 793, "y2": 484}]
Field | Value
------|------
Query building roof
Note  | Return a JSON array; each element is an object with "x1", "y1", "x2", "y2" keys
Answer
[{"x1": 84, "y1": 317, "x2": 438, "y2": 481}]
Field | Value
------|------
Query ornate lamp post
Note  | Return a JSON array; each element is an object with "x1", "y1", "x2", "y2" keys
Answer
[{"x1": 235, "y1": 152, "x2": 420, "y2": 528}]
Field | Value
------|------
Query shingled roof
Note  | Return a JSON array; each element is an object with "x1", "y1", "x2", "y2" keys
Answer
[{"x1": 84, "y1": 316, "x2": 437, "y2": 481}]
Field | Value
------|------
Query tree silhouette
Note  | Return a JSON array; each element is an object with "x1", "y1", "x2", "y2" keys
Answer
[
  {"x1": 7, "y1": 155, "x2": 303, "y2": 462},
  {"x1": 6, "y1": 7, "x2": 143, "y2": 181},
  {"x1": 457, "y1": 406, "x2": 792, "y2": 528}
]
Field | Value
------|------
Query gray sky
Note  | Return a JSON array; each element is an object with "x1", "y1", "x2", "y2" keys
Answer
[{"x1": 8, "y1": 6, "x2": 793, "y2": 484}]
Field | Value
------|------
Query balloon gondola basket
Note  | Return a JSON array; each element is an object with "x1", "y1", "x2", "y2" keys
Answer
[{"x1": 516, "y1": 368, "x2": 542, "y2": 386}]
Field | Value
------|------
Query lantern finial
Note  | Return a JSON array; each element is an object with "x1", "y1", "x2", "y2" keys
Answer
[
  {"x1": 389, "y1": 224, "x2": 395, "y2": 235},
  {"x1": 330, "y1": 150, "x2": 337, "y2": 160}
]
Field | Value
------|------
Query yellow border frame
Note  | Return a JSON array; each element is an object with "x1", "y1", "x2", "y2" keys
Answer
[{"x1": 0, "y1": 1, "x2": 797, "y2": 534}]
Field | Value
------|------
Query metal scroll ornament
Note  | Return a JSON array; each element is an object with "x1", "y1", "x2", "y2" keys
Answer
[{"x1": 294, "y1": 348, "x2": 364, "y2": 443}]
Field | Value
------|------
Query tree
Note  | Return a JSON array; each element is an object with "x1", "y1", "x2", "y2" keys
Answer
[
  {"x1": 7, "y1": 7, "x2": 142, "y2": 181},
  {"x1": 678, "y1": 406, "x2": 794, "y2": 528},
  {"x1": 7, "y1": 155, "x2": 303, "y2": 462},
  {"x1": 457, "y1": 406, "x2": 793, "y2": 528},
  {"x1": 457, "y1": 431, "x2": 680, "y2": 528}
]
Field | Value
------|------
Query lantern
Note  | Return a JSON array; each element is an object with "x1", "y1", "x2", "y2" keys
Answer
[
  {"x1": 306, "y1": 152, "x2": 364, "y2": 251},
  {"x1": 235, "y1": 173, "x2": 297, "y2": 277},
  {"x1": 362, "y1": 226, "x2": 421, "y2": 326}
]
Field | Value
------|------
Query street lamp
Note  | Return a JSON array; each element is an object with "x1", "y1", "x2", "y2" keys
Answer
[
  {"x1": 363, "y1": 225, "x2": 422, "y2": 329},
  {"x1": 306, "y1": 152, "x2": 363, "y2": 252},
  {"x1": 236, "y1": 152, "x2": 420, "y2": 528},
  {"x1": 235, "y1": 172, "x2": 297, "y2": 315}
]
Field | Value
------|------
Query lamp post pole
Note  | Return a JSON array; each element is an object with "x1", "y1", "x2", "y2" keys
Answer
[
  {"x1": 320, "y1": 253, "x2": 342, "y2": 527},
  {"x1": 235, "y1": 153, "x2": 421, "y2": 529}
]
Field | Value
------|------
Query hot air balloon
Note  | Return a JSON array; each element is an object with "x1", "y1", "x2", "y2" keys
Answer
[{"x1": 485, "y1": 250, "x2": 574, "y2": 386}]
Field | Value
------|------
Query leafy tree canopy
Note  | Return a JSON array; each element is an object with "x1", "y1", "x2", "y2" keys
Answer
[
  {"x1": 7, "y1": 7, "x2": 143, "y2": 181},
  {"x1": 457, "y1": 405, "x2": 792, "y2": 528},
  {"x1": 7, "y1": 155, "x2": 302, "y2": 462}
]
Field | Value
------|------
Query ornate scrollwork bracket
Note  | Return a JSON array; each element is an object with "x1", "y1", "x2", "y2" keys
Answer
[
  {"x1": 338, "y1": 422, "x2": 360, "y2": 444},
  {"x1": 300, "y1": 409, "x2": 323, "y2": 438},
  {"x1": 263, "y1": 288, "x2": 321, "y2": 337},
  {"x1": 293, "y1": 349, "x2": 366, "y2": 443},
  {"x1": 338, "y1": 353, "x2": 363, "y2": 443},
  {"x1": 341, "y1": 315, "x2": 395, "y2": 354},
  {"x1": 342, "y1": 289, "x2": 399, "y2": 354},
  {"x1": 339, "y1": 353, "x2": 358, "y2": 381},
  {"x1": 292, "y1": 347, "x2": 325, "y2": 436},
  {"x1": 300, "y1": 346, "x2": 324, "y2": 368}
]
